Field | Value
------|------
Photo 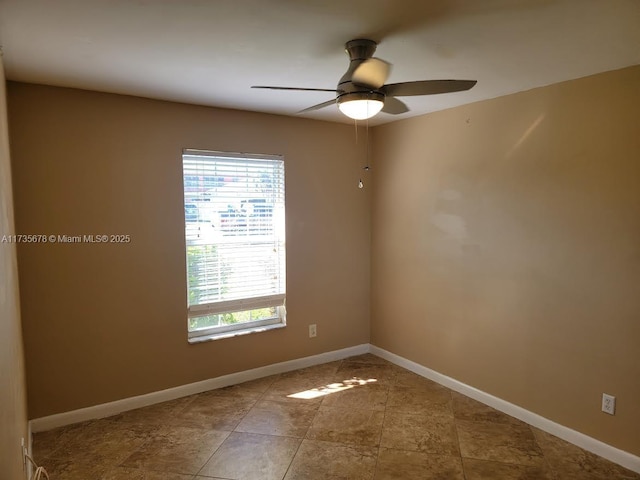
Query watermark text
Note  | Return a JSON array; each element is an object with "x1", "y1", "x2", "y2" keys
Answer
[{"x1": 2, "y1": 234, "x2": 132, "y2": 244}]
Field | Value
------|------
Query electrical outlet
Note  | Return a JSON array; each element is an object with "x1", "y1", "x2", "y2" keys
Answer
[
  {"x1": 602, "y1": 393, "x2": 616, "y2": 415},
  {"x1": 309, "y1": 324, "x2": 317, "y2": 338}
]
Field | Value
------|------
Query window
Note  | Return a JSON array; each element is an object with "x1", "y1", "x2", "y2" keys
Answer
[{"x1": 182, "y1": 149, "x2": 286, "y2": 341}]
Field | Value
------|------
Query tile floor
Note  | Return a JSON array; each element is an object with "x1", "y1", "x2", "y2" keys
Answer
[{"x1": 33, "y1": 354, "x2": 639, "y2": 479}]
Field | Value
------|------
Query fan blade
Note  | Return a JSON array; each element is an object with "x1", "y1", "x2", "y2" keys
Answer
[
  {"x1": 383, "y1": 80, "x2": 477, "y2": 97},
  {"x1": 352, "y1": 58, "x2": 391, "y2": 89},
  {"x1": 297, "y1": 99, "x2": 336, "y2": 114},
  {"x1": 382, "y1": 97, "x2": 409, "y2": 115},
  {"x1": 252, "y1": 86, "x2": 338, "y2": 92}
]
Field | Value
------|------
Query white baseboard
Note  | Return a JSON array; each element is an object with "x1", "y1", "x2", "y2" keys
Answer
[
  {"x1": 26, "y1": 421, "x2": 33, "y2": 480},
  {"x1": 369, "y1": 344, "x2": 640, "y2": 474},
  {"x1": 29, "y1": 343, "x2": 369, "y2": 433}
]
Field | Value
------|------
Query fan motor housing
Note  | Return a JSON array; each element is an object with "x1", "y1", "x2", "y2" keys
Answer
[{"x1": 338, "y1": 39, "x2": 380, "y2": 89}]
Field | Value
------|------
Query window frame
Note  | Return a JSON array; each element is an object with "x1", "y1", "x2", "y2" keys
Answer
[{"x1": 182, "y1": 149, "x2": 286, "y2": 341}]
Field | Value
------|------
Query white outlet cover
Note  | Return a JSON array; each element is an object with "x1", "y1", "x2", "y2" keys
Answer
[{"x1": 602, "y1": 393, "x2": 616, "y2": 415}]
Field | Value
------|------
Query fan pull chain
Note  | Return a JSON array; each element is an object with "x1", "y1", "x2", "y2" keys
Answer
[
  {"x1": 355, "y1": 118, "x2": 364, "y2": 188},
  {"x1": 358, "y1": 114, "x2": 371, "y2": 189},
  {"x1": 366, "y1": 114, "x2": 370, "y2": 170}
]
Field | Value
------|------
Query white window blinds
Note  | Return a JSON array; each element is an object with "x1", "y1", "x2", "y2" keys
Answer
[{"x1": 182, "y1": 150, "x2": 285, "y2": 329}]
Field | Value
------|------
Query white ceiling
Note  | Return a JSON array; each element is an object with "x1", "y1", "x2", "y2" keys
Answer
[{"x1": 0, "y1": 0, "x2": 639, "y2": 125}]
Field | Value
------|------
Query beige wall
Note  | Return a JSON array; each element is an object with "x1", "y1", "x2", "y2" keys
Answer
[
  {"x1": 371, "y1": 65, "x2": 640, "y2": 455},
  {"x1": 0, "y1": 59, "x2": 29, "y2": 478},
  {"x1": 8, "y1": 83, "x2": 371, "y2": 419}
]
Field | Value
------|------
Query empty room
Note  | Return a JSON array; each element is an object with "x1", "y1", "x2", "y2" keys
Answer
[{"x1": 1, "y1": 1, "x2": 639, "y2": 479}]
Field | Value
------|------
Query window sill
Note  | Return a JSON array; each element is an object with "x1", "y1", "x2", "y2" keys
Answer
[{"x1": 188, "y1": 321, "x2": 286, "y2": 344}]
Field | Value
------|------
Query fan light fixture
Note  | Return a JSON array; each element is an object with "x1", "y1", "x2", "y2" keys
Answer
[{"x1": 338, "y1": 92, "x2": 384, "y2": 120}]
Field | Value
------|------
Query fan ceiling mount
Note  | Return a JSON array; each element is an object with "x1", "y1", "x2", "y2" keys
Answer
[{"x1": 252, "y1": 38, "x2": 477, "y2": 120}]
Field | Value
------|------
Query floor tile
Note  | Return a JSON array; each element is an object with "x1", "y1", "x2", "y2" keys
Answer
[
  {"x1": 394, "y1": 370, "x2": 442, "y2": 389},
  {"x1": 102, "y1": 466, "x2": 194, "y2": 479},
  {"x1": 451, "y1": 392, "x2": 524, "y2": 425},
  {"x1": 462, "y1": 457, "x2": 556, "y2": 479},
  {"x1": 336, "y1": 362, "x2": 398, "y2": 386},
  {"x1": 532, "y1": 428, "x2": 640, "y2": 479},
  {"x1": 32, "y1": 421, "x2": 91, "y2": 463},
  {"x1": 320, "y1": 380, "x2": 389, "y2": 411},
  {"x1": 344, "y1": 353, "x2": 394, "y2": 366},
  {"x1": 46, "y1": 418, "x2": 157, "y2": 467},
  {"x1": 198, "y1": 432, "x2": 300, "y2": 480},
  {"x1": 306, "y1": 405, "x2": 385, "y2": 446},
  {"x1": 374, "y1": 448, "x2": 465, "y2": 479},
  {"x1": 457, "y1": 419, "x2": 543, "y2": 466},
  {"x1": 121, "y1": 426, "x2": 229, "y2": 475},
  {"x1": 235, "y1": 399, "x2": 318, "y2": 437},
  {"x1": 380, "y1": 411, "x2": 460, "y2": 456},
  {"x1": 386, "y1": 383, "x2": 453, "y2": 417},
  {"x1": 171, "y1": 392, "x2": 256, "y2": 430},
  {"x1": 110, "y1": 396, "x2": 194, "y2": 427},
  {"x1": 279, "y1": 361, "x2": 342, "y2": 383},
  {"x1": 210, "y1": 375, "x2": 280, "y2": 399},
  {"x1": 34, "y1": 456, "x2": 111, "y2": 480},
  {"x1": 283, "y1": 439, "x2": 377, "y2": 480},
  {"x1": 261, "y1": 375, "x2": 334, "y2": 405}
]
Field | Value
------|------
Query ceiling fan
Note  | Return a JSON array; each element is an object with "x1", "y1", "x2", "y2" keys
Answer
[{"x1": 252, "y1": 38, "x2": 477, "y2": 120}]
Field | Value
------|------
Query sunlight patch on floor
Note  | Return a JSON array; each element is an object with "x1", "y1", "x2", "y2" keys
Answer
[{"x1": 287, "y1": 377, "x2": 377, "y2": 400}]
